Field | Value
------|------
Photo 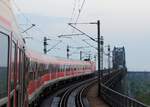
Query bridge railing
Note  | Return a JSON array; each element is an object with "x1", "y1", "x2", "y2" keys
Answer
[
  {"x1": 101, "y1": 84, "x2": 148, "y2": 107},
  {"x1": 100, "y1": 70, "x2": 149, "y2": 107}
]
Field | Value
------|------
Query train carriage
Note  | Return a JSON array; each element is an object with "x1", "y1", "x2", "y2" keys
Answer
[
  {"x1": 0, "y1": 0, "x2": 96, "y2": 107},
  {"x1": 0, "y1": 0, "x2": 28, "y2": 107},
  {"x1": 26, "y1": 50, "x2": 96, "y2": 105}
]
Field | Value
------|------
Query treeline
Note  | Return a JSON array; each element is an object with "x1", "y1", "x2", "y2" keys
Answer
[{"x1": 116, "y1": 72, "x2": 150, "y2": 105}]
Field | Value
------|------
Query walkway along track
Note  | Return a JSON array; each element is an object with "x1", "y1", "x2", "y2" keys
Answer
[
  {"x1": 75, "y1": 79, "x2": 97, "y2": 107},
  {"x1": 51, "y1": 77, "x2": 97, "y2": 107}
]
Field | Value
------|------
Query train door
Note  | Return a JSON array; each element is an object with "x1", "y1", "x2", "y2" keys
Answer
[
  {"x1": 49, "y1": 64, "x2": 52, "y2": 80},
  {"x1": 10, "y1": 41, "x2": 17, "y2": 107},
  {"x1": 16, "y1": 48, "x2": 28, "y2": 107},
  {"x1": 35, "y1": 63, "x2": 39, "y2": 89},
  {"x1": 15, "y1": 47, "x2": 20, "y2": 107},
  {"x1": 56, "y1": 64, "x2": 58, "y2": 79},
  {"x1": 14, "y1": 44, "x2": 19, "y2": 107},
  {"x1": 17, "y1": 49, "x2": 25, "y2": 107},
  {"x1": 24, "y1": 56, "x2": 29, "y2": 107},
  {"x1": 0, "y1": 32, "x2": 9, "y2": 107}
]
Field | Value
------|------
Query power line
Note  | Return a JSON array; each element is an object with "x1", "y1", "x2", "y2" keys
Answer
[
  {"x1": 13, "y1": 1, "x2": 62, "y2": 46},
  {"x1": 12, "y1": 0, "x2": 54, "y2": 39},
  {"x1": 60, "y1": 0, "x2": 86, "y2": 36},
  {"x1": 60, "y1": 0, "x2": 78, "y2": 36},
  {"x1": 71, "y1": 0, "x2": 86, "y2": 34},
  {"x1": 82, "y1": 39, "x2": 97, "y2": 50},
  {"x1": 13, "y1": 0, "x2": 89, "y2": 57},
  {"x1": 70, "y1": 0, "x2": 77, "y2": 22},
  {"x1": 12, "y1": 0, "x2": 31, "y2": 25},
  {"x1": 75, "y1": 0, "x2": 86, "y2": 24}
]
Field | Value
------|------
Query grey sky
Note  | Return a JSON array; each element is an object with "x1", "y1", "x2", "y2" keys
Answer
[{"x1": 12, "y1": 0, "x2": 150, "y2": 71}]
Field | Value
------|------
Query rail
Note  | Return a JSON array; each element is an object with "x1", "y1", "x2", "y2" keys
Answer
[
  {"x1": 58, "y1": 77, "x2": 97, "y2": 107},
  {"x1": 76, "y1": 79, "x2": 97, "y2": 107},
  {"x1": 100, "y1": 70, "x2": 149, "y2": 107}
]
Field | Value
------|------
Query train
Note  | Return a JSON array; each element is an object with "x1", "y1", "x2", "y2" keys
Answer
[{"x1": 0, "y1": 0, "x2": 96, "y2": 107}]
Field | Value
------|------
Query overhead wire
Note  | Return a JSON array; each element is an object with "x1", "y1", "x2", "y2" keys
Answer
[
  {"x1": 69, "y1": 0, "x2": 87, "y2": 45},
  {"x1": 57, "y1": 0, "x2": 86, "y2": 37},
  {"x1": 75, "y1": 0, "x2": 86, "y2": 24},
  {"x1": 60, "y1": 0, "x2": 78, "y2": 36},
  {"x1": 70, "y1": 0, "x2": 78, "y2": 23},
  {"x1": 13, "y1": 0, "x2": 89, "y2": 57},
  {"x1": 12, "y1": 0, "x2": 55, "y2": 39},
  {"x1": 12, "y1": 0, "x2": 31, "y2": 25},
  {"x1": 12, "y1": 0, "x2": 66, "y2": 54},
  {"x1": 58, "y1": 0, "x2": 83, "y2": 47},
  {"x1": 71, "y1": 0, "x2": 86, "y2": 35},
  {"x1": 60, "y1": 0, "x2": 89, "y2": 59}
]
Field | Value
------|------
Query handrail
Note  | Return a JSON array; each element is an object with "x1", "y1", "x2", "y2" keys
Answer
[{"x1": 101, "y1": 70, "x2": 149, "y2": 107}]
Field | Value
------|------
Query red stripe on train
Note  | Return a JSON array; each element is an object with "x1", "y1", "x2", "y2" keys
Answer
[{"x1": 0, "y1": 15, "x2": 11, "y2": 28}]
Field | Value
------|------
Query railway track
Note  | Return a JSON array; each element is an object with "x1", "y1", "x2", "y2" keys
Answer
[
  {"x1": 76, "y1": 79, "x2": 97, "y2": 107},
  {"x1": 50, "y1": 77, "x2": 97, "y2": 107}
]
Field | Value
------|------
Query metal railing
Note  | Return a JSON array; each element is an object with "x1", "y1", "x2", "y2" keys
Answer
[{"x1": 100, "y1": 70, "x2": 149, "y2": 107}]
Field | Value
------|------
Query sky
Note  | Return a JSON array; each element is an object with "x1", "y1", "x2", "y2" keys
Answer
[{"x1": 12, "y1": 0, "x2": 150, "y2": 71}]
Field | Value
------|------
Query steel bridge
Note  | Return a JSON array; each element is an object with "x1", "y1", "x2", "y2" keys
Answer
[
  {"x1": 98, "y1": 47, "x2": 149, "y2": 107},
  {"x1": 99, "y1": 69, "x2": 149, "y2": 107}
]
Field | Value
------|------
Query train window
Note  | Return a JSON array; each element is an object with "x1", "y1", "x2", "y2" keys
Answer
[
  {"x1": 56, "y1": 65, "x2": 58, "y2": 72},
  {"x1": 16, "y1": 49, "x2": 20, "y2": 84},
  {"x1": 69, "y1": 65, "x2": 71, "y2": 71},
  {"x1": 53, "y1": 65, "x2": 55, "y2": 72},
  {"x1": 41, "y1": 64, "x2": 43, "y2": 74},
  {"x1": 29, "y1": 62, "x2": 33, "y2": 81},
  {"x1": 50, "y1": 64, "x2": 54, "y2": 72},
  {"x1": 65, "y1": 65, "x2": 67, "y2": 71},
  {"x1": 63, "y1": 65, "x2": 66, "y2": 72},
  {"x1": 60, "y1": 65, "x2": 62, "y2": 72},
  {"x1": 68, "y1": 65, "x2": 70, "y2": 71},
  {"x1": 11, "y1": 42, "x2": 16, "y2": 91},
  {"x1": 40, "y1": 64, "x2": 42, "y2": 76},
  {"x1": 51, "y1": 65, "x2": 54, "y2": 72},
  {"x1": 67, "y1": 65, "x2": 69, "y2": 71},
  {"x1": 40, "y1": 64, "x2": 45, "y2": 76},
  {"x1": 32, "y1": 62, "x2": 36, "y2": 79},
  {"x1": 45, "y1": 64, "x2": 49, "y2": 72},
  {"x1": 58, "y1": 65, "x2": 60, "y2": 72},
  {"x1": 61, "y1": 66, "x2": 63, "y2": 72},
  {"x1": 66, "y1": 65, "x2": 69, "y2": 71},
  {"x1": 0, "y1": 33, "x2": 9, "y2": 99},
  {"x1": 61, "y1": 65, "x2": 64, "y2": 72},
  {"x1": 59, "y1": 65, "x2": 61, "y2": 72},
  {"x1": 18, "y1": 50, "x2": 21, "y2": 84},
  {"x1": 19, "y1": 49, "x2": 25, "y2": 85},
  {"x1": 38, "y1": 64, "x2": 41, "y2": 76},
  {"x1": 59, "y1": 66, "x2": 60, "y2": 72},
  {"x1": 35, "y1": 62, "x2": 39, "y2": 79},
  {"x1": 48, "y1": 64, "x2": 51, "y2": 72},
  {"x1": 63, "y1": 65, "x2": 65, "y2": 71}
]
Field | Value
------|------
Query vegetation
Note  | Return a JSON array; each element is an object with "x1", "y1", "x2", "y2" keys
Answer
[{"x1": 118, "y1": 72, "x2": 150, "y2": 106}]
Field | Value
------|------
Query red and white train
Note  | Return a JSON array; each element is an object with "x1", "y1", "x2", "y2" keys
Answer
[{"x1": 0, "y1": 0, "x2": 96, "y2": 107}]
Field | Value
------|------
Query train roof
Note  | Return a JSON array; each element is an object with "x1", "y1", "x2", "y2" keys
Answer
[
  {"x1": 0, "y1": 0, "x2": 24, "y2": 46},
  {"x1": 26, "y1": 49, "x2": 93, "y2": 66}
]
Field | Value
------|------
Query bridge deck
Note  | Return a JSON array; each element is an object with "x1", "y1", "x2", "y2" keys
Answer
[{"x1": 87, "y1": 82, "x2": 109, "y2": 107}]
